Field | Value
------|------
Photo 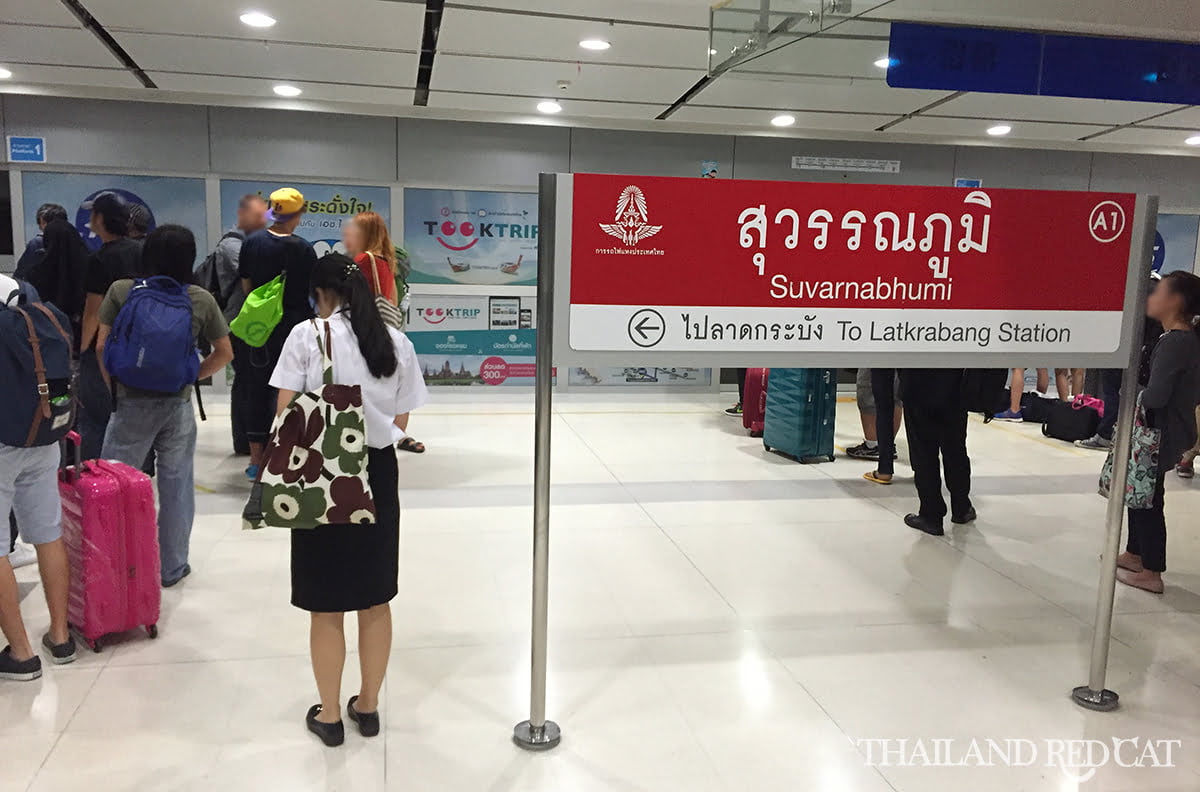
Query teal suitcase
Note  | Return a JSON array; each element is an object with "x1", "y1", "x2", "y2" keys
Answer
[{"x1": 763, "y1": 368, "x2": 837, "y2": 463}]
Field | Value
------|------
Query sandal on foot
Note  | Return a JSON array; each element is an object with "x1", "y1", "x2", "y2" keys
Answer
[
  {"x1": 1116, "y1": 568, "x2": 1164, "y2": 594},
  {"x1": 863, "y1": 470, "x2": 893, "y2": 485},
  {"x1": 347, "y1": 695, "x2": 380, "y2": 737},
  {"x1": 398, "y1": 437, "x2": 426, "y2": 454}
]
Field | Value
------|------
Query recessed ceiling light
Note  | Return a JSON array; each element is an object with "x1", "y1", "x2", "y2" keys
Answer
[
  {"x1": 240, "y1": 11, "x2": 276, "y2": 28},
  {"x1": 987, "y1": 124, "x2": 1012, "y2": 136},
  {"x1": 1186, "y1": 134, "x2": 1200, "y2": 146},
  {"x1": 537, "y1": 100, "x2": 563, "y2": 114},
  {"x1": 771, "y1": 114, "x2": 796, "y2": 127},
  {"x1": 579, "y1": 39, "x2": 610, "y2": 51},
  {"x1": 273, "y1": 84, "x2": 302, "y2": 97},
  {"x1": 874, "y1": 57, "x2": 892, "y2": 69},
  {"x1": 0, "y1": 67, "x2": 12, "y2": 80},
  {"x1": 709, "y1": 48, "x2": 718, "y2": 56}
]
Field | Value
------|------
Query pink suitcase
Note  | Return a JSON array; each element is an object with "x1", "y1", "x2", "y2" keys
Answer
[
  {"x1": 742, "y1": 368, "x2": 769, "y2": 437},
  {"x1": 59, "y1": 432, "x2": 161, "y2": 652}
]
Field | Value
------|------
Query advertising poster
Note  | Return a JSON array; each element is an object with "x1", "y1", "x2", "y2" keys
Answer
[
  {"x1": 220, "y1": 180, "x2": 390, "y2": 256},
  {"x1": 409, "y1": 328, "x2": 536, "y2": 387},
  {"x1": 569, "y1": 367, "x2": 712, "y2": 386},
  {"x1": 22, "y1": 171, "x2": 208, "y2": 256},
  {"x1": 1152, "y1": 214, "x2": 1200, "y2": 275},
  {"x1": 404, "y1": 188, "x2": 538, "y2": 286},
  {"x1": 406, "y1": 293, "x2": 537, "y2": 385}
]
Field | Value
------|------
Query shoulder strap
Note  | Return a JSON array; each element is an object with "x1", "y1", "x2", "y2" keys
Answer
[
  {"x1": 367, "y1": 252, "x2": 383, "y2": 294},
  {"x1": 31, "y1": 302, "x2": 72, "y2": 349},
  {"x1": 310, "y1": 319, "x2": 335, "y2": 386},
  {"x1": 15, "y1": 307, "x2": 51, "y2": 447}
]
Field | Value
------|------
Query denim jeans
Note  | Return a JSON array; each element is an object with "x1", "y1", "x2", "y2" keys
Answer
[
  {"x1": 102, "y1": 396, "x2": 197, "y2": 583},
  {"x1": 78, "y1": 349, "x2": 113, "y2": 461},
  {"x1": 1096, "y1": 368, "x2": 1123, "y2": 441}
]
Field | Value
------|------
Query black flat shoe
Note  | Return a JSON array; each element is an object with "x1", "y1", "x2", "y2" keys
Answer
[
  {"x1": 904, "y1": 513, "x2": 945, "y2": 537},
  {"x1": 347, "y1": 695, "x2": 381, "y2": 737},
  {"x1": 951, "y1": 507, "x2": 977, "y2": 525},
  {"x1": 306, "y1": 704, "x2": 345, "y2": 747}
]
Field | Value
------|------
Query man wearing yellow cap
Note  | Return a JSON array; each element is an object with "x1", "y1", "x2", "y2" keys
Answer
[{"x1": 237, "y1": 188, "x2": 318, "y2": 480}]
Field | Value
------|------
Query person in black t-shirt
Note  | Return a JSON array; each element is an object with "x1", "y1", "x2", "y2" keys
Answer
[
  {"x1": 237, "y1": 188, "x2": 317, "y2": 479},
  {"x1": 78, "y1": 192, "x2": 146, "y2": 460}
]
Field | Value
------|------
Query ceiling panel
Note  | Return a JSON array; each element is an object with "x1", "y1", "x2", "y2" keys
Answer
[
  {"x1": 0, "y1": 64, "x2": 142, "y2": 90},
  {"x1": 118, "y1": 34, "x2": 417, "y2": 88},
  {"x1": 1089, "y1": 127, "x2": 1200, "y2": 148},
  {"x1": 150, "y1": 73, "x2": 415, "y2": 107},
  {"x1": 432, "y1": 54, "x2": 702, "y2": 104},
  {"x1": 460, "y1": 0, "x2": 713, "y2": 27},
  {"x1": 926, "y1": 93, "x2": 1182, "y2": 126},
  {"x1": 1145, "y1": 106, "x2": 1200, "y2": 129},
  {"x1": 671, "y1": 105, "x2": 892, "y2": 131},
  {"x1": 0, "y1": 0, "x2": 80, "y2": 26},
  {"x1": 86, "y1": 0, "x2": 425, "y2": 51},
  {"x1": 439, "y1": 8, "x2": 708, "y2": 69},
  {"x1": 889, "y1": 115, "x2": 1109, "y2": 142},
  {"x1": 427, "y1": 91, "x2": 664, "y2": 120},
  {"x1": 0, "y1": 24, "x2": 119, "y2": 68},
  {"x1": 696, "y1": 75, "x2": 951, "y2": 115}
]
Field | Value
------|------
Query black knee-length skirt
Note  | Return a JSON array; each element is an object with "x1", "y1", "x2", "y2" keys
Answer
[{"x1": 291, "y1": 446, "x2": 400, "y2": 612}]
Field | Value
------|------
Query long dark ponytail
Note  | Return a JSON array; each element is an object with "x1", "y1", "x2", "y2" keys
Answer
[{"x1": 311, "y1": 253, "x2": 398, "y2": 378}]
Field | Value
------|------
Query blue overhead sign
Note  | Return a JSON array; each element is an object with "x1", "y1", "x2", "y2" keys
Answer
[
  {"x1": 887, "y1": 22, "x2": 1200, "y2": 105},
  {"x1": 7, "y1": 136, "x2": 47, "y2": 163}
]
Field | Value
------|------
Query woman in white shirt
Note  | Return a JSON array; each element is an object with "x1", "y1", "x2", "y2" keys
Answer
[{"x1": 269, "y1": 253, "x2": 428, "y2": 747}]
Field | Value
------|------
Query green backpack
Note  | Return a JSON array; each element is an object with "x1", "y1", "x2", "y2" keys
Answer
[{"x1": 230, "y1": 274, "x2": 284, "y2": 348}]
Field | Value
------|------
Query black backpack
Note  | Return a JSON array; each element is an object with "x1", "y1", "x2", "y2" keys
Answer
[
  {"x1": 195, "y1": 230, "x2": 245, "y2": 311},
  {"x1": 1043, "y1": 401, "x2": 1101, "y2": 442},
  {"x1": 961, "y1": 369, "x2": 1009, "y2": 422}
]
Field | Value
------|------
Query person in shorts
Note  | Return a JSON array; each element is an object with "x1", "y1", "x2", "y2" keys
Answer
[
  {"x1": 848, "y1": 368, "x2": 902, "y2": 467},
  {"x1": 0, "y1": 273, "x2": 75, "y2": 681}
]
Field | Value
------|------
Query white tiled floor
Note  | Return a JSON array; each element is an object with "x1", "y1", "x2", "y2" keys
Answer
[{"x1": 8, "y1": 389, "x2": 1200, "y2": 791}]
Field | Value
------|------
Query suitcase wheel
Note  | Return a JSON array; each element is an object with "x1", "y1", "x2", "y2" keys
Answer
[
  {"x1": 147, "y1": 625, "x2": 158, "y2": 639},
  {"x1": 91, "y1": 638, "x2": 102, "y2": 653}
]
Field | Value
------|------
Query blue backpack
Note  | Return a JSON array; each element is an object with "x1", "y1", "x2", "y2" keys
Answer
[
  {"x1": 0, "y1": 281, "x2": 76, "y2": 447},
  {"x1": 104, "y1": 277, "x2": 199, "y2": 394}
]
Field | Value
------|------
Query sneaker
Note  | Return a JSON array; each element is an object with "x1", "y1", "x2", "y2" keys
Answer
[
  {"x1": 0, "y1": 646, "x2": 42, "y2": 682},
  {"x1": 7, "y1": 541, "x2": 37, "y2": 569},
  {"x1": 41, "y1": 633, "x2": 76, "y2": 665},
  {"x1": 993, "y1": 409, "x2": 1023, "y2": 422},
  {"x1": 1076, "y1": 434, "x2": 1112, "y2": 450},
  {"x1": 1177, "y1": 460, "x2": 1195, "y2": 479},
  {"x1": 245, "y1": 464, "x2": 260, "y2": 482},
  {"x1": 845, "y1": 442, "x2": 880, "y2": 461},
  {"x1": 724, "y1": 403, "x2": 743, "y2": 416}
]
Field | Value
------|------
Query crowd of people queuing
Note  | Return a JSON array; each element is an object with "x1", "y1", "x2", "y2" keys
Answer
[
  {"x1": 728, "y1": 269, "x2": 1200, "y2": 593},
  {"x1": 1, "y1": 188, "x2": 429, "y2": 746}
]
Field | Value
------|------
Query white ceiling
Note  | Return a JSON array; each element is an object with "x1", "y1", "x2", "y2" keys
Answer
[{"x1": 0, "y1": 0, "x2": 1198, "y2": 154}]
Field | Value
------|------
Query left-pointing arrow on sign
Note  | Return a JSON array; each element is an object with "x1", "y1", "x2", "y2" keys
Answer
[{"x1": 627, "y1": 309, "x2": 665, "y2": 348}]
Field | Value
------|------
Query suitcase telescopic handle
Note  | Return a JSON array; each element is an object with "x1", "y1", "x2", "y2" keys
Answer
[{"x1": 62, "y1": 430, "x2": 87, "y2": 482}]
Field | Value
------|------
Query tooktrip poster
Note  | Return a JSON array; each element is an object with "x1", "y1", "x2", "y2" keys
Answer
[
  {"x1": 220, "y1": 180, "x2": 391, "y2": 256},
  {"x1": 21, "y1": 171, "x2": 209, "y2": 257},
  {"x1": 403, "y1": 188, "x2": 538, "y2": 286}
]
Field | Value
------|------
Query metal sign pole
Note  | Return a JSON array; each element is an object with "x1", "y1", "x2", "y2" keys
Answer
[
  {"x1": 1072, "y1": 194, "x2": 1157, "y2": 712},
  {"x1": 513, "y1": 173, "x2": 561, "y2": 750}
]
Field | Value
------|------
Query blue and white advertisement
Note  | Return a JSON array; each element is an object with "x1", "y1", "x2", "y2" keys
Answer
[
  {"x1": 403, "y1": 188, "x2": 538, "y2": 286},
  {"x1": 409, "y1": 328, "x2": 537, "y2": 387},
  {"x1": 1152, "y1": 214, "x2": 1200, "y2": 275},
  {"x1": 21, "y1": 171, "x2": 208, "y2": 256},
  {"x1": 220, "y1": 180, "x2": 391, "y2": 257}
]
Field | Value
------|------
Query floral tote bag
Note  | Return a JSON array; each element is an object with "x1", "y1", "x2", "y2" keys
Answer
[
  {"x1": 243, "y1": 320, "x2": 376, "y2": 529},
  {"x1": 1098, "y1": 395, "x2": 1161, "y2": 510}
]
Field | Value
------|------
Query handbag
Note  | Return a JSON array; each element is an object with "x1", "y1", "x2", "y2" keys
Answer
[
  {"x1": 1098, "y1": 395, "x2": 1161, "y2": 509},
  {"x1": 243, "y1": 320, "x2": 376, "y2": 529},
  {"x1": 230, "y1": 273, "x2": 285, "y2": 348},
  {"x1": 367, "y1": 252, "x2": 405, "y2": 330}
]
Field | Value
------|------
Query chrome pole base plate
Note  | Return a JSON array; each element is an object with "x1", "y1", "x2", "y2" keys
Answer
[
  {"x1": 1072, "y1": 685, "x2": 1120, "y2": 712},
  {"x1": 513, "y1": 720, "x2": 561, "y2": 751}
]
